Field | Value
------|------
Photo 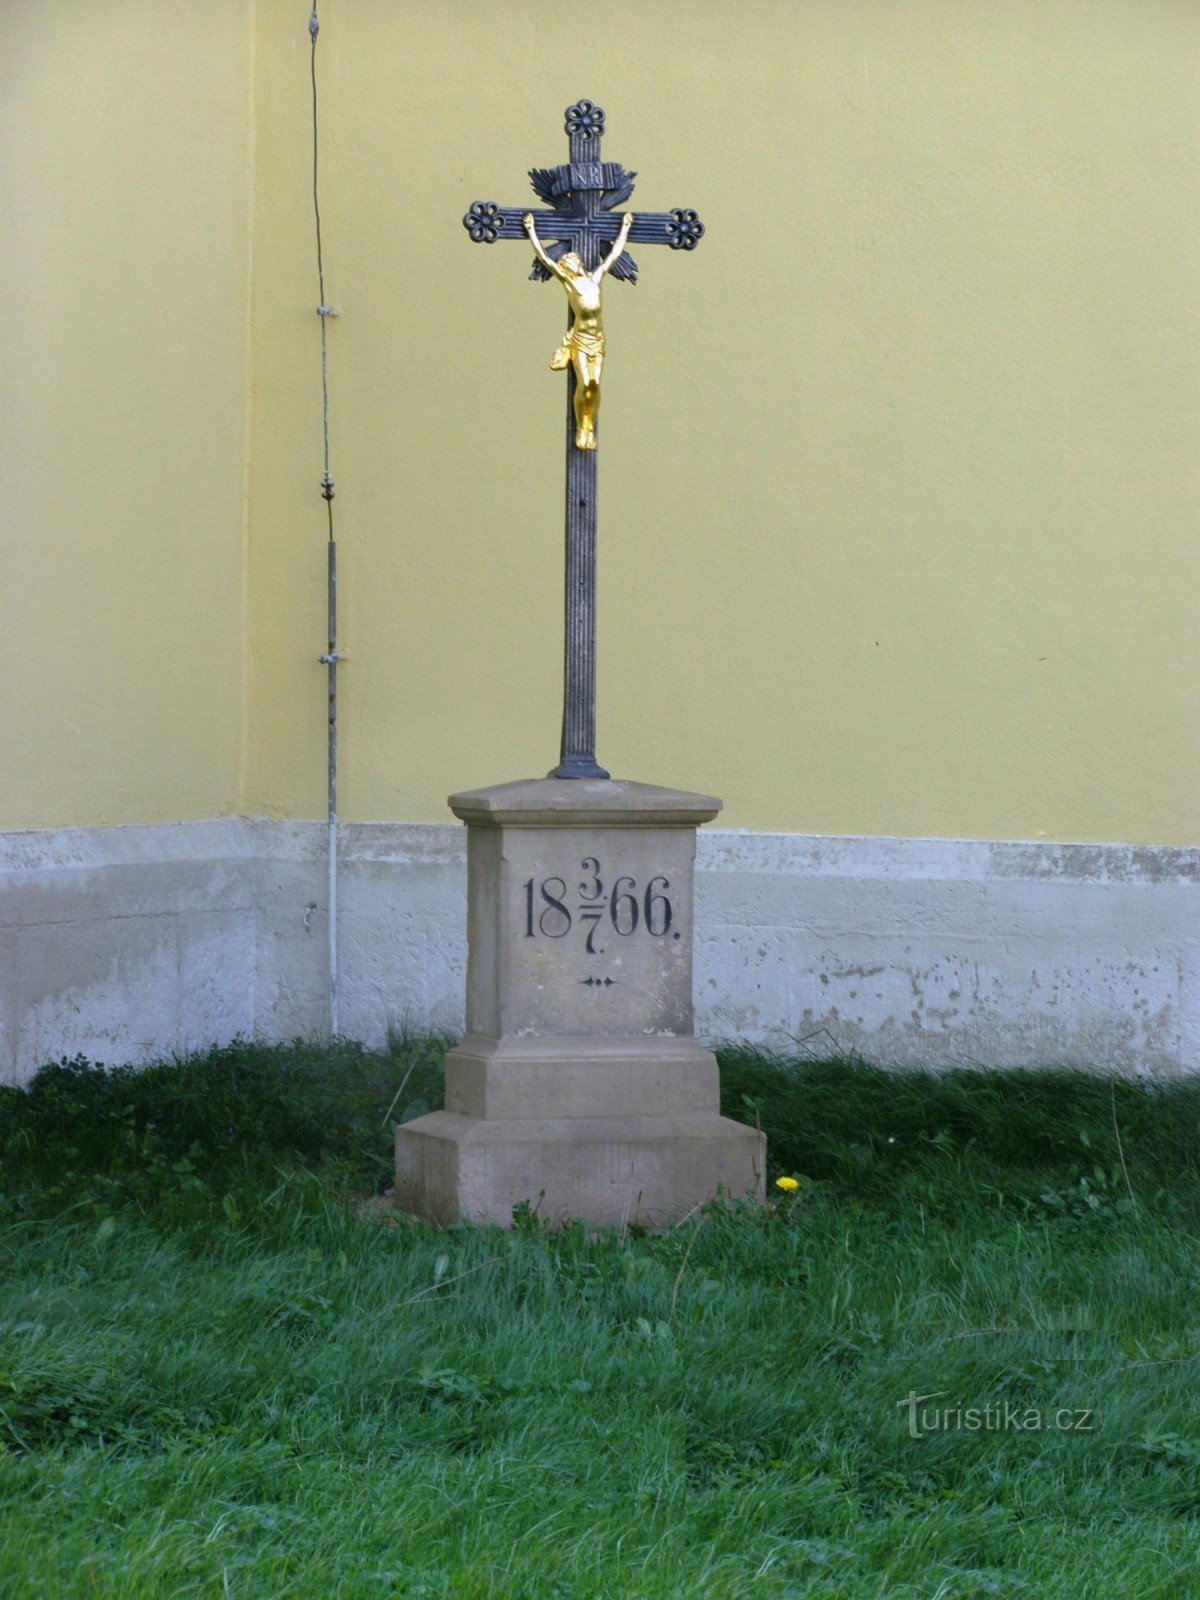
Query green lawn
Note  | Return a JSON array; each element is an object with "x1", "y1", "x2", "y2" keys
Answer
[{"x1": 1, "y1": 1040, "x2": 1198, "y2": 1599}]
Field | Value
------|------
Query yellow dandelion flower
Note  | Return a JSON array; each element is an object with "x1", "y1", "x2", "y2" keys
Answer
[{"x1": 775, "y1": 1176, "x2": 800, "y2": 1192}]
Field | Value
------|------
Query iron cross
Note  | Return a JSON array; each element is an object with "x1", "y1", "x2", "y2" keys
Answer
[{"x1": 463, "y1": 99, "x2": 705, "y2": 780}]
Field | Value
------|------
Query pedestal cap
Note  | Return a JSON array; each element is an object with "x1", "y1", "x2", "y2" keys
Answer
[{"x1": 448, "y1": 777, "x2": 722, "y2": 829}]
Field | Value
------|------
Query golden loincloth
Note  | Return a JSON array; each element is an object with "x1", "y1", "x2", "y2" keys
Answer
[{"x1": 565, "y1": 326, "x2": 604, "y2": 358}]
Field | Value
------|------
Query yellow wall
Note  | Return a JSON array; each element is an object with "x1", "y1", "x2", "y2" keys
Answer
[
  {"x1": 246, "y1": 0, "x2": 1199, "y2": 843},
  {"x1": 1, "y1": 0, "x2": 254, "y2": 831},
  {"x1": 5, "y1": 2, "x2": 1198, "y2": 844}
]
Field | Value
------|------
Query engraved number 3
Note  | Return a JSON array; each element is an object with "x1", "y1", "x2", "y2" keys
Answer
[{"x1": 578, "y1": 857, "x2": 603, "y2": 901}]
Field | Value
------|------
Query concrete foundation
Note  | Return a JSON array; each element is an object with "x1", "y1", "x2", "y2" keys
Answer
[{"x1": 1, "y1": 817, "x2": 1197, "y2": 1084}]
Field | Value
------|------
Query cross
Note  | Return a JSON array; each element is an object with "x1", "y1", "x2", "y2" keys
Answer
[{"x1": 463, "y1": 99, "x2": 705, "y2": 779}]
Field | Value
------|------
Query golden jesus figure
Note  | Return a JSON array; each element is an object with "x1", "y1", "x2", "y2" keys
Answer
[{"x1": 523, "y1": 210, "x2": 635, "y2": 451}]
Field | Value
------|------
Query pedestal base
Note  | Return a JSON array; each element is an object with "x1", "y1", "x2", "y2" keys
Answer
[
  {"x1": 393, "y1": 776, "x2": 766, "y2": 1229},
  {"x1": 395, "y1": 1108, "x2": 764, "y2": 1229}
]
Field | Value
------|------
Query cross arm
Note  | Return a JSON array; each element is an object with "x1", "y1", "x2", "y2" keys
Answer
[
  {"x1": 622, "y1": 209, "x2": 705, "y2": 250},
  {"x1": 577, "y1": 209, "x2": 705, "y2": 284},
  {"x1": 463, "y1": 202, "x2": 704, "y2": 252},
  {"x1": 463, "y1": 203, "x2": 561, "y2": 244},
  {"x1": 517, "y1": 208, "x2": 706, "y2": 251}
]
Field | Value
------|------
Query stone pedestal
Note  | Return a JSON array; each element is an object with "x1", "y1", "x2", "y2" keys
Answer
[{"x1": 394, "y1": 779, "x2": 764, "y2": 1228}]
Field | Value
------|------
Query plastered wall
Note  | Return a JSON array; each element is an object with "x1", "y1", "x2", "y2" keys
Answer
[
  {"x1": 246, "y1": 0, "x2": 1200, "y2": 843},
  {"x1": 5, "y1": 1, "x2": 1198, "y2": 846},
  {"x1": 1, "y1": 0, "x2": 254, "y2": 831}
]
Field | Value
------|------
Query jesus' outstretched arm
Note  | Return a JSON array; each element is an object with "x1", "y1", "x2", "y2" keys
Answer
[
  {"x1": 523, "y1": 214, "x2": 566, "y2": 279},
  {"x1": 596, "y1": 213, "x2": 634, "y2": 280}
]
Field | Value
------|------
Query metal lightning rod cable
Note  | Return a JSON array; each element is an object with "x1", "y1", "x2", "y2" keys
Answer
[{"x1": 310, "y1": 4, "x2": 342, "y2": 1037}]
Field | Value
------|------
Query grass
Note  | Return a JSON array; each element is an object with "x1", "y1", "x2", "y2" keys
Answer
[{"x1": 0, "y1": 1037, "x2": 1198, "y2": 1599}]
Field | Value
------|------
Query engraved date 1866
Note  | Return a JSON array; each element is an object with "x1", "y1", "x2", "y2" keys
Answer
[{"x1": 522, "y1": 858, "x2": 675, "y2": 955}]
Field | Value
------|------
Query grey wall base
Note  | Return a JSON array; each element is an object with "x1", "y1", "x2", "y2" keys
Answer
[{"x1": 1, "y1": 817, "x2": 1196, "y2": 1084}]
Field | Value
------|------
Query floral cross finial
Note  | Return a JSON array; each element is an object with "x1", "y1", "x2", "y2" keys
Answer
[{"x1": 565, "y1": 100, "x2": 605, "y2": 139}]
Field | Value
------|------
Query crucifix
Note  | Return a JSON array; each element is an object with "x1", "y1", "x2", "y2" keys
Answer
[
  {"x1": 463, "y1": 98, "x2": 705, "y2": 780},
  {"x1": 396, "y1": 102, "x2": 761, "y2": 1227}
]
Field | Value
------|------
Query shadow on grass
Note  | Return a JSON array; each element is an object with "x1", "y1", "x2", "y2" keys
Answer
[
  {"x1": 2, "y1": 1037, "x2": 1197, "y2": 1231},
  {"x1": 717, "y1": 1045, "x2": 1200, "y2": 1219}
]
